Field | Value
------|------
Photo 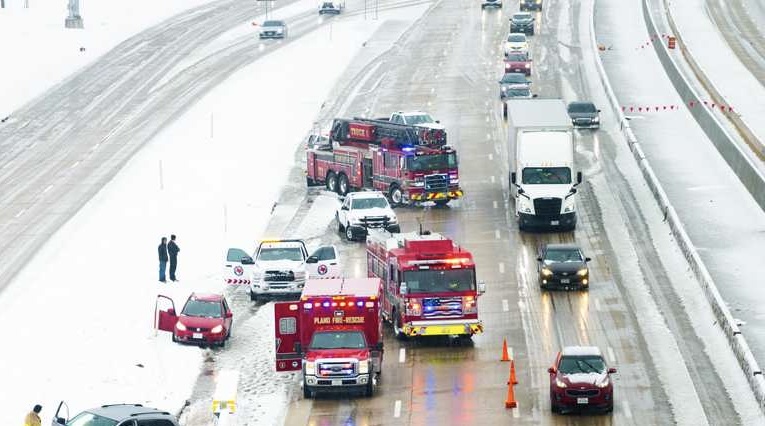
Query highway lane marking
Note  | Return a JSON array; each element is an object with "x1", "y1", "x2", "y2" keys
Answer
[
  {"x1": 394, "y1": 400, "x2": 402, "y2": 418},
  {"x1": 512, "y1": 406, "x2": 520, "y2": 418},
  {"x1": 15, "y1": 209, "x2": 25, "y2": 218},
  {"x1": 502, "y1": 299, "x2": 509, "y2": 312},
  {"x1": 43, "y1": 185, "x2": 53, "y2": 194},
  {"x1": 399, "y1": 348, "x2": 405, "y2": 363},
  {"x1": 493, "y1": 200, "x2": 498, "y2": 209},
  {"x1": 486, "y1": 132, "x2": 491, "y2": 138},
  {"x1": 495, "y1": 229, "x2": 500, "y2": 239},
  {"x1": 499, "y1": 262, "x2": 505, "y2": 274},
  {"x1": 488, "y1": 153, "x2": 493, "y2": 161},
  {"x1": 622, "y1": 400, "x2": 632, "y2": 418},
  {"x1": 70, "y1": 161, "x2": 80, "y2": 169},
  {"x1": 594, "y1": 298, "x2": 602, "y2": 312},
  {"x1": 430, "y1": 87, "x2": 435, "y2": 94},
  {"x1": 92, "y1": 142, "x2": 101, "y2": 151},
  {"x1": 490, "y1": 175, "x2": 496, "y2": 183},
  {"x1": 607, "y1": 347, "x2": 616, "y2": 363}
]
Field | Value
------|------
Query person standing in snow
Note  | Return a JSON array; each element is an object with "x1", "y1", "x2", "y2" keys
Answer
[
  {"x1": 158, "y1": 237, "x2": 168, "y2": 283},
  {"x1": 168, "y1": 234, "x2": 180, "y2": 282},
  {"x1": 24, "y1": 404, "x2": 42, "y2": 426}
]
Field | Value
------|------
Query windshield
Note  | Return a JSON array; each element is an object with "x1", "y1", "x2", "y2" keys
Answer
[
  {"x1": 506, "y1": 53, "x2": 528, "y2": 62},
  {"x1": 501, "y1": 74, "x2": 527, "y2": 84},
  {"x1": 504, "y1": 87, "x2": 531, "y2": 97},
  {"x1": 182, "y1": 299, "x2": 222, "y2": 318},
  {"x1": 67, "y1": 413, "x2": 118, "y2": 426},
  {"x1": 309, "y1": 331, "x2": 367, "y2": 349},
  {"x1": 513, "y1": 13, "x2": 532, "y2": 20},
  {"x1": 263, "y1": 20, "x2": 283, "y2": 27},
  {"x1": 544, "y1": 248, "x2": 583, "y2": 263},
  {"x1": 257, "y1": 247, "x2": 304, "y2": 261},
  {"x1": 351, "y1": 197, "x2": 389, "y2": 210},
  {"x1": 559, "y1": 355, "x2": 606, "y2": 374},
  {"x1": 521, "y1": 167, "x2": 571, "y2": 184},
  {"x1": 507, "y1": 34, "x2": 526, "y2": 43},
  {"x1": 403, "y1": 269, "x2": 475, "y2": 293},
  {"x1": 406, "y1": 152, "x2": 457, "y2": 171},
  {"x1": 405, "y1": 114, "x2": 434, "y2": 124},
  {"x1": 568, "y1": 102, "x2": 596, "y2": 113}
]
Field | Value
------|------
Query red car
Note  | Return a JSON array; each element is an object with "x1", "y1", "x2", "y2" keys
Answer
[
  {"x1": 156, "y1": 293, "x2": 233, "y2": 347},
  {"x1": 504, "y1": 52, "x2": 532, "y2": 76},
  {"x1": 548, "y1": 346, "x2": 616, "y2": 413}
]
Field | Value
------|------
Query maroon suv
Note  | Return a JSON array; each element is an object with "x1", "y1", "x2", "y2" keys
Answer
[
  {"x1": 548, "y1": 346, "x2": 616, "y2": 413},
  {"x1": 504, "y1": 52, "x2": 532, "y2": 76}
]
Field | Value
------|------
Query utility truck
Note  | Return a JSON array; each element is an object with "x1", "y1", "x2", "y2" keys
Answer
[{"x1": 506, "y1": 99, "x2": 581, "y2": 231}]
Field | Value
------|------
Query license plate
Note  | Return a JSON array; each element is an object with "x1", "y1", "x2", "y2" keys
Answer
[
  {"x1": 561, "y1": 279, "x2": 570, "y2": 284},
  {"x1": 577, "y1": 397, "x2": 589, "y2": 404},
  {"x1": 192, "y1": 333, "x2": 203, "y2": 339},
  {"x1": 551, "y1": 220, "x2": 560, "y2": 225},
  {"x1": 332, "y1": 379, "x2": 342, "y2": 386}
]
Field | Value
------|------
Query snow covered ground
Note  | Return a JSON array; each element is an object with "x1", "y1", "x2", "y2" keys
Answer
[
  {"x1": 0, "y1": 0, "x2": 219, "y2": 117},
  {"x1": 0, "y1": 2, "x2": 422, "y2": 424}
]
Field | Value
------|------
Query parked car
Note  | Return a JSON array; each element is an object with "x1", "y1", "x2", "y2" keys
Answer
[
  {"x1": 510, "y1": 12, "x2": 535, "y2": 35},
  {"x1": 567, "y1": 101, "x2": 601, "y2": 129},
  {"x1": 537, "y1": 243, "x2": 591, "y2": 290},
  {"x1": 259, "y1": 20, "x2": 287, "y2": 39},
  {"x1": 156, "y1": 292, "x2": 233, "y2": 347},
  {"x1": 52, "y1": 402, "x2": 180, "y2": 426},
  {"x1": 319, "y1": 1, "x2": 343, "y2": 14},
  {"x1": 548, "y1": 346, "x2": 616, "y2": 413},
  {"x1": 481, "y1": 0, "x2": 503, "y2": 8},
  {"x1": 520, "y1": 0, "x2": 543, "y2": 11},
  {"x1": 504, "y1": 33, "x2": 529, "y2": 55},
  {"x1": 504, "y1": 52, "x2": 532, "y2": 76},
  {"x1": 337, "y1": 191, "x2": 400, "y2": 241}
]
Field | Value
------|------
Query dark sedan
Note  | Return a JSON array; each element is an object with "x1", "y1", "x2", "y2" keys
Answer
[
  {"x1": 537, "y1": 243, "x2": 591, "y2": 290},
  {"x1": 499, "y1": 72, "x2": 531, "y2": 99},
  {"x1": 510, "y1": 12, "x2": 535, "y2": 35},
  {"x1": 567, "y1": 101, "x2": 601, "y2": 129}
]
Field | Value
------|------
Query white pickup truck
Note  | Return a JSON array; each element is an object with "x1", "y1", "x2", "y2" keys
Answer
[
  {"x1": 336, "y1": 191, "x2": 400, "y2": 241},
  {"x1": 224, "y1": 239, "x2": 341, "y2": 300},
  {"x1": 385, "y1": 111, "x2": 446, "y2": 132}
]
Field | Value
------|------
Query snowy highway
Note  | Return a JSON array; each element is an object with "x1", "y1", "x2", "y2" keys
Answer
[{"x1": 1, "y1": 0, "x2": 765, "y2": 424}]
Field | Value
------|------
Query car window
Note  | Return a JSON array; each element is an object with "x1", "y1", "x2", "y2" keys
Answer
[
  {"x1": 67, "y1": 412, "x2": 119, "y2": 426},
  {"x1": 544, "y1": 248, "x2": 583, "y2": 263},
  {"x1": 521, "y1": 167, "x2": 571, "y2": 184},
  {"x1": 507, "y1": 34, "x2": 526, "y2": 42},
  {"x1": 136, "y1": 420, "x2": 176, "y2": 426},
  {"x1": 501, "y1": 74, "x2": 527, "y2": 84},
  {"x1": 559, "y1": 355, "x2": 606, "y2": 374},
  {"x1": 506, "y1": 53, "x2": 527, "y2": 61},
  {"x1": 568, "y1": 102, "x2": 597, "y2": 113},
  {"x1": 311, "y1": 246, "x2": 336, "y2": 261},
  {"x1": 182, "y1": 300, "x2": 223, "y2": 318},
  {"x1": 405, "y1": 114, "x2": 433, "y2": 124},
  {"x1": 263, "y1": 20, "x2": 283, "y2": 26},
  {"x1": 309, "y1": 331, "x2": 367, "y2": 349},
  {"x1": 226, "y1": 248, "x2": 249, "y2": 262},
  {"x1": 257, "y1": 247, "x2": 304, "y2": 261},
  {"x1": 351, "y1": 197, "x2": 390, "y2": 209}
]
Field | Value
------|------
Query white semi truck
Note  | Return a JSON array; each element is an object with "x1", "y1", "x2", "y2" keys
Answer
[{"x1": 506, "y1": 99, "x2": 581, "y2": 231}]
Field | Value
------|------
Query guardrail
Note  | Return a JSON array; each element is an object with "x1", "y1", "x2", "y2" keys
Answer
[{"x1": 589, "y1": 0, "x2": 765, "y2": 411}]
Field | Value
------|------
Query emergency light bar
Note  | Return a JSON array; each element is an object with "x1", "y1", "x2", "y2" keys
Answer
[
  {"x1": 302, "y1": 299, "x2": 375, "y2": 309},
  {"x1": 408, "y1": 258, "x2": 470, "y2": 266}
]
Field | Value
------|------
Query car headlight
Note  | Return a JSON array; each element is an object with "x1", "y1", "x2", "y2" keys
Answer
[
  {"x1": 211, "y1": 325, "x2": 223, "y2": 334},
  {"x1": 175, "y1": 321, "x2": 187, "y2": 331},
  {"x1": 577, "y1": 268, "x2": 588, "y2": 277},
  {"x1": 305, "y1": 361, "x2": 315, "y2": 375},
  {"x1": 592, "y1": 116, "x2": 600, "y2": 122},
  {"x1": 555, "y1": 378, "x2": 567, "y2": 388},
  {"x1": 276, "y1": 28, "x2": 283, "y2": 33},
  {"x1": 541, "y1": 268, "x2": 553, "y2": 277},
  {"x1": 410, "y1": 181, "x2": 425, "y2": 187},
  {"x1": 517, "y1": 196, "x2": 533, "y2": 213},
  {"x1": 294, "y1": 270, "x2": 306, "y2": 280},
  {"x1": 359, "y1": 360, "x2": 369, "y2": 374},
  {"x1": 525, "y1": 63, "x2": 531, "y2": 68},
  {"x1": 596, "y1": 376, "x2": 610, "y2": 388}
]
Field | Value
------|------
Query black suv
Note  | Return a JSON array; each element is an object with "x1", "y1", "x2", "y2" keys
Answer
[
  {"x1": 510, "y1": 12, "x2": 535, "y2": 35},
  {"x1": 567, "y1": 101, "x2": 601, "y2": 129},
  {"x1": 53, "y1": 402, "x2": 180, "y2": 426},
  {"x1": 520, "y1": 0, "x2": 543, "y2": 11}
]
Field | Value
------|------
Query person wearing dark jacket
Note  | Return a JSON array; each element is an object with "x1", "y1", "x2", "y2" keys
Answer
[
  {"x1": 168, "y1": 234, "x2": 180, "y2": 281},
  {"x1": 158, "y1": 237, "x2": 168, "y2": 283}
]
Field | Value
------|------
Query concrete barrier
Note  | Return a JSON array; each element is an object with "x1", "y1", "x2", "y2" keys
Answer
[{"x1": 589, "y1": 0, "x2": 765, "y2": 411}]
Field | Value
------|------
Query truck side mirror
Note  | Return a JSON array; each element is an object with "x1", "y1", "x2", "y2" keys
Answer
[
  {"x1": 536, "y1": 257, "x2": 543, "y2": 262},
  {"x1": 532, "y1": 94, "x2": 539, "y2": 98},
  {"x1": 399, "y1": 282, "x2": 408, "y2": 295},
  {"x1": 585, "y1": 257, "x2": 592, "y2": 262},
  {"x1": 341, "y1": 205, "x2": 349, "y2": 210},
  {"x1": 55, "y1": 417, "x2": 66, "y2": 425},
  {"x1": 306, "y1": 256, "x2": 318, "y2": 264},
  {"x1": 477, "y1": 281, "x2": 486, "y2": 295},
  {"x1": 435, "y1": 120, "x2": 441, "y2": 124},
  {"x1": 510, "y1": 172, "x2": 517, "y2": 184},
  {"x1": 576, "y1": 171, "x2": 583, "y2": 184},
  {"x1": 548, "y1": 367, "x2": 557, "y2": 374},
  {"x1": 608, "y1": 367, "x2": 617, "y2": 374},
  {"x1": 294, "y1": 342, "x2": 303, "y2": 355},
  {"x1": 241, "y1": 256, "x2": 254, "y2": 265}
]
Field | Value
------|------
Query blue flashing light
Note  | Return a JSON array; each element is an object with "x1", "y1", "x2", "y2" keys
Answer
[
  {"x1": 322, "y1": 302, "x2": 330, "y2": 308},
  {"x1": 303, "y1": 303, "x2": 312, "y2": 309},
  {"x1": 356, "y1": 301, "x2": 364, "y2": 307},
  {"x1": 402, "y1": 145, "x2": 416, "y2": 153}
]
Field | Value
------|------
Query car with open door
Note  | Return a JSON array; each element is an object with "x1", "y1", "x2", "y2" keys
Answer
[
  {"x1": 155, "y1": 292, "x2": 233, "y2": 348},
  {"x1": 52, "y1": 401, "x2": 180, "y2": 426}
]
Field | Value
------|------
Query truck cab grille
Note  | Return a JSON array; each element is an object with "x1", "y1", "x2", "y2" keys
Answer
[
  {"x1": 424, "y1": 173, "x2": 448, "y2": 192},
  {"x1": 360, "y1": 216, "x2": 390, "y2": 228},
  {"x1": 264, "y1": 270, "x2": 295, "y2": 282},
  {"x1": 318, "y1": 361, "x2": 357, "y2": 377},
  {"x1": 533, "y1": 198, "x2": 562, "y2": 216}
]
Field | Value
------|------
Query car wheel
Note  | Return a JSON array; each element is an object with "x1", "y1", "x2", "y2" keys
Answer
[
  {"x1": 219, "y1": 339, "x2": 226, "y2": 348},
  {"x1": 172, "y1": 333, "x2": 178, "y2": 343},
  {"x1": 345, "y1": 225, "x2": 354, "y2": 241},
  {"x1": 249, "y1": 290, "x2": 257, "y2": 301},
  {"x1": 364, "y1": 380, "x2": 374, "y2": 397},
  {"x1": 326, "y1": 172, "x2": 337, "y2": 192},
  {"x1": 388, "y1": 184, "x2": 403, "y2": 207},
  {"x1": 337, "y1": 173, "x2": 349, "y2": 196},
  {"x1": 303, "y1": 382, "x2": 312, "y2": 399}
]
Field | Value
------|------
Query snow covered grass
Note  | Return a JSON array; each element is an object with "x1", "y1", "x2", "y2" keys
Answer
[{"x1": 0, "y1": 3, "x2": 419, "y2": 423}]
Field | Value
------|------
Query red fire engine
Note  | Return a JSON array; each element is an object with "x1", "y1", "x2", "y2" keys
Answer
[
  {"x1": 306, "y1": 117, "x2": 463, "y2": 206},
  {"x1": 365, "y1": 228, "x2": 486, "y2": 339},
  {"x1": 274, "y1": 277, "x2": 383, "y2": 398}
]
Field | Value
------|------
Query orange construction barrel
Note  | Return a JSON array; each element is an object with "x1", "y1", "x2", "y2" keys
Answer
[{"x1": 668, "y1": 36, "x2": 676, "y2": 49}]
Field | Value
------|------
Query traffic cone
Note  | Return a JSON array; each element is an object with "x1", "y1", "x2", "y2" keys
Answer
[
  {"x1": 509, "y1": 359, "x2": 518, "y2": 385},
  {"x1": 501, "y1": 338, "x2": 510, "y2": 362},
  {"x1": 504, "y1": 378, "x2": 517, "y2": 408}
]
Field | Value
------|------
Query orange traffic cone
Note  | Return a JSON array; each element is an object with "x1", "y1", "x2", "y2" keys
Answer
[
  {"x1": 508, "y1": 359, "x2": 518, "y2": 385},
  {"x1": 501, "y1": 338, "x2": 510, "y2": 362},
  {"x1": 504, "y1": 379, "x2": 517, "y2": 408}
]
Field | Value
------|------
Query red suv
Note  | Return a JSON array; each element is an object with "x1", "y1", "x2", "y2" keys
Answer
[
  {"x1": 548, "y1": 346, "x2": 616, "y2": 413},
  {"x1": 157, "y1": 292, "x2": 233, "y2": 348}
]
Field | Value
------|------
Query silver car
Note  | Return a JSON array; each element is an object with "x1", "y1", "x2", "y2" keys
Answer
[{"x1": 259, "y1": 20, "x2": 287, "y2": 39}]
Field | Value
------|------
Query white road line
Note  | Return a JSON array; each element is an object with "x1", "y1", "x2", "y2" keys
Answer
[
  {"x1": 394, "y1": 400, "x2": 402, "y2": 418},
  {"x1": 594, "y1": 298, "x2": 602, "y2": 312},
  {"x1": 502, "y1": 299, "x2": 509, "y2": 312},
  {"x1": 15, "y1": 209, "x2": 25, "y2": 218},
  {"x1": 622, "y1": 400, "x2": 632, "y2": 418},
  {"x1": 508, "y1": 346, "x2": 514, "y2": 360},
  {"x1": 399, "y1": 348, "x2": 406, "y2": 363},
  {"x1": 493, "y1": 200, "x2": 498, "y2": 209},
  {"x1": 92, "y1": 142, "x2": 101, "y2": 150},
  {"x1": 70, "y1": 161, "x2": 80, "y2": 169},
  {"x1": 43, "y1": 185, "x2": 53, "y2": 193},
  {"x1": 512, "y1": 406, "x2": 520, "y2": 418},
  {"x1": 607, "y1": 347, "x2": 616, "y2": 364},
  {"x1": 488, "y1": 153, "x2": 494, "y2": 161},
  {"x1": 495, "y1": 229, "x2": 501, "y2": 239},
  {"x1": 499, "y1": 262, "x2": 505, "y2": 274},
  {"x1": 490, "y1": 175, "x2": 496, "y2": 183}
]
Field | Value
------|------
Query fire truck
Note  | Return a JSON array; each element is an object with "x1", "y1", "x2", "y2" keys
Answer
[
  {"x1": 274, "y1": 277, "x2": 383, "y2": 398},
  {"x1": 305, "y1": 117, "x2": 463, "y2": 206},
  {"x1": 365, "y1": 228, "x2": 486, "y2": 339}
]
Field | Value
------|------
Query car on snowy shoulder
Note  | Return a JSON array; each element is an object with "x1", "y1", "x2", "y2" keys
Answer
[
  {"x1": 567, "y1": 101, "x2": 601, "y2": 129},
  {"x1": 259, "y1": 20, "x2": 288, "y2": 39},
  {"x1": 319, "y1": 1, "x2": 343, "y2": 14},
  {"x1": 386, "y1": 110, "x2": 446, "y2": 132},
  {"x1": 156, "y1": 292, "x2": 233, "y2": 348},
  {"x1": 548, "y1": 346, "x2": 616, "y2": 413},
  {"x1": 510, "y1": 12, "x2": 535, "y2": 35},
  {"x1": 504, "y1": 52, "x2": 533, "y2": 76},
  {"x1": 336, "y1": 191, "x2": 400, "y2": 241},
  {"x1": 504, "y1": 33, "x2": 529, "y2": 55},
  {"x1": 52, "y1": 401, "x2": 180, "y2": 426}
]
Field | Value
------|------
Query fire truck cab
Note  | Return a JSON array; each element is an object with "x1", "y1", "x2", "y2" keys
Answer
[
  {"x1": 274, "y1": 277, "x2": 383, "y2": 398},
  {"x1": 365, "y1": 228, "x2": 486, "y2": 339},
  {"x1": 306, "y1": 117, "x2": 463, "y2": 206}
]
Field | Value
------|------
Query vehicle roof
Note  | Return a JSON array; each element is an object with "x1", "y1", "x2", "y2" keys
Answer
[
  {"x1": 568, "y1": 101, "x2": 596, "y2": 107},
  {"x1": 87, "y1": 404, "x2": 170, "y2": 421},
  {"x1": 302, "y1": 277, "x2": 381, "y2": 299},
  {"x1": 396, "y1": 110, "x2": 431, "y2": 116},
  {"x1": 518, "y1": 131, "x2": 573, "y2": 166},
  {"x1": 347, "y1": 191, "x2": 386, "y2": 199},
  {"x1": 506, "y1": 98, "x2": 570, "y2": 128},
  {"x1": 561, "y1": 346, "x2": 603, "y2": 357},
  {"x1": 263, "y1": 20, "x2": 285, "y2": 25},
  {"x1": 544, "y1": 243, "x2": 582, "y2": 251},
  {"x1": 513, "y1": 12, "x2": 533, "y2": 17},
  {"x1": 190, "y1": 292, "x2": 224, "y2": 302},
  {"x1": 507, "y1": 33, "x2": 527, "y2": 39}
]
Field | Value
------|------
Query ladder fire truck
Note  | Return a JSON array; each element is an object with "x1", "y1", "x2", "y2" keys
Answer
[
  {"x1": 306, "y1": 117, "x2": 463, "y2": 206},
  {"x1": 365, "y1": 228, "x2": 486, "y2": 339}
]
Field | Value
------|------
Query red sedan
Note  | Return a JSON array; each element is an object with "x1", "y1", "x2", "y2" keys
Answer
[
  {"x1": 504, "y1": 52, "x2": 532, "y2": 76},
  {"x1": 156, "y1": 292, "x2": 233, "y2": 348},
  {"x1": 548, "y1": 346, "x2": 616, "y2": 413}
]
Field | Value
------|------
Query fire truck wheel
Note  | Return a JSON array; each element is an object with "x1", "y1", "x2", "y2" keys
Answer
[
  {"x1": 388, "y1": 184, "x2": 403, "y2": 207},
  {"x1": 393, "y1": 312, "x2": 407, "y2": 340},
  {"x1": 326, "y1": 172, "x2": 338, "y2": 192},
  {"x1": 337, "y1": 174, "x2": 350, "y2": 196},
  {"x1": 434, "y1": 199, "x2": 450, "y2": 207}
]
